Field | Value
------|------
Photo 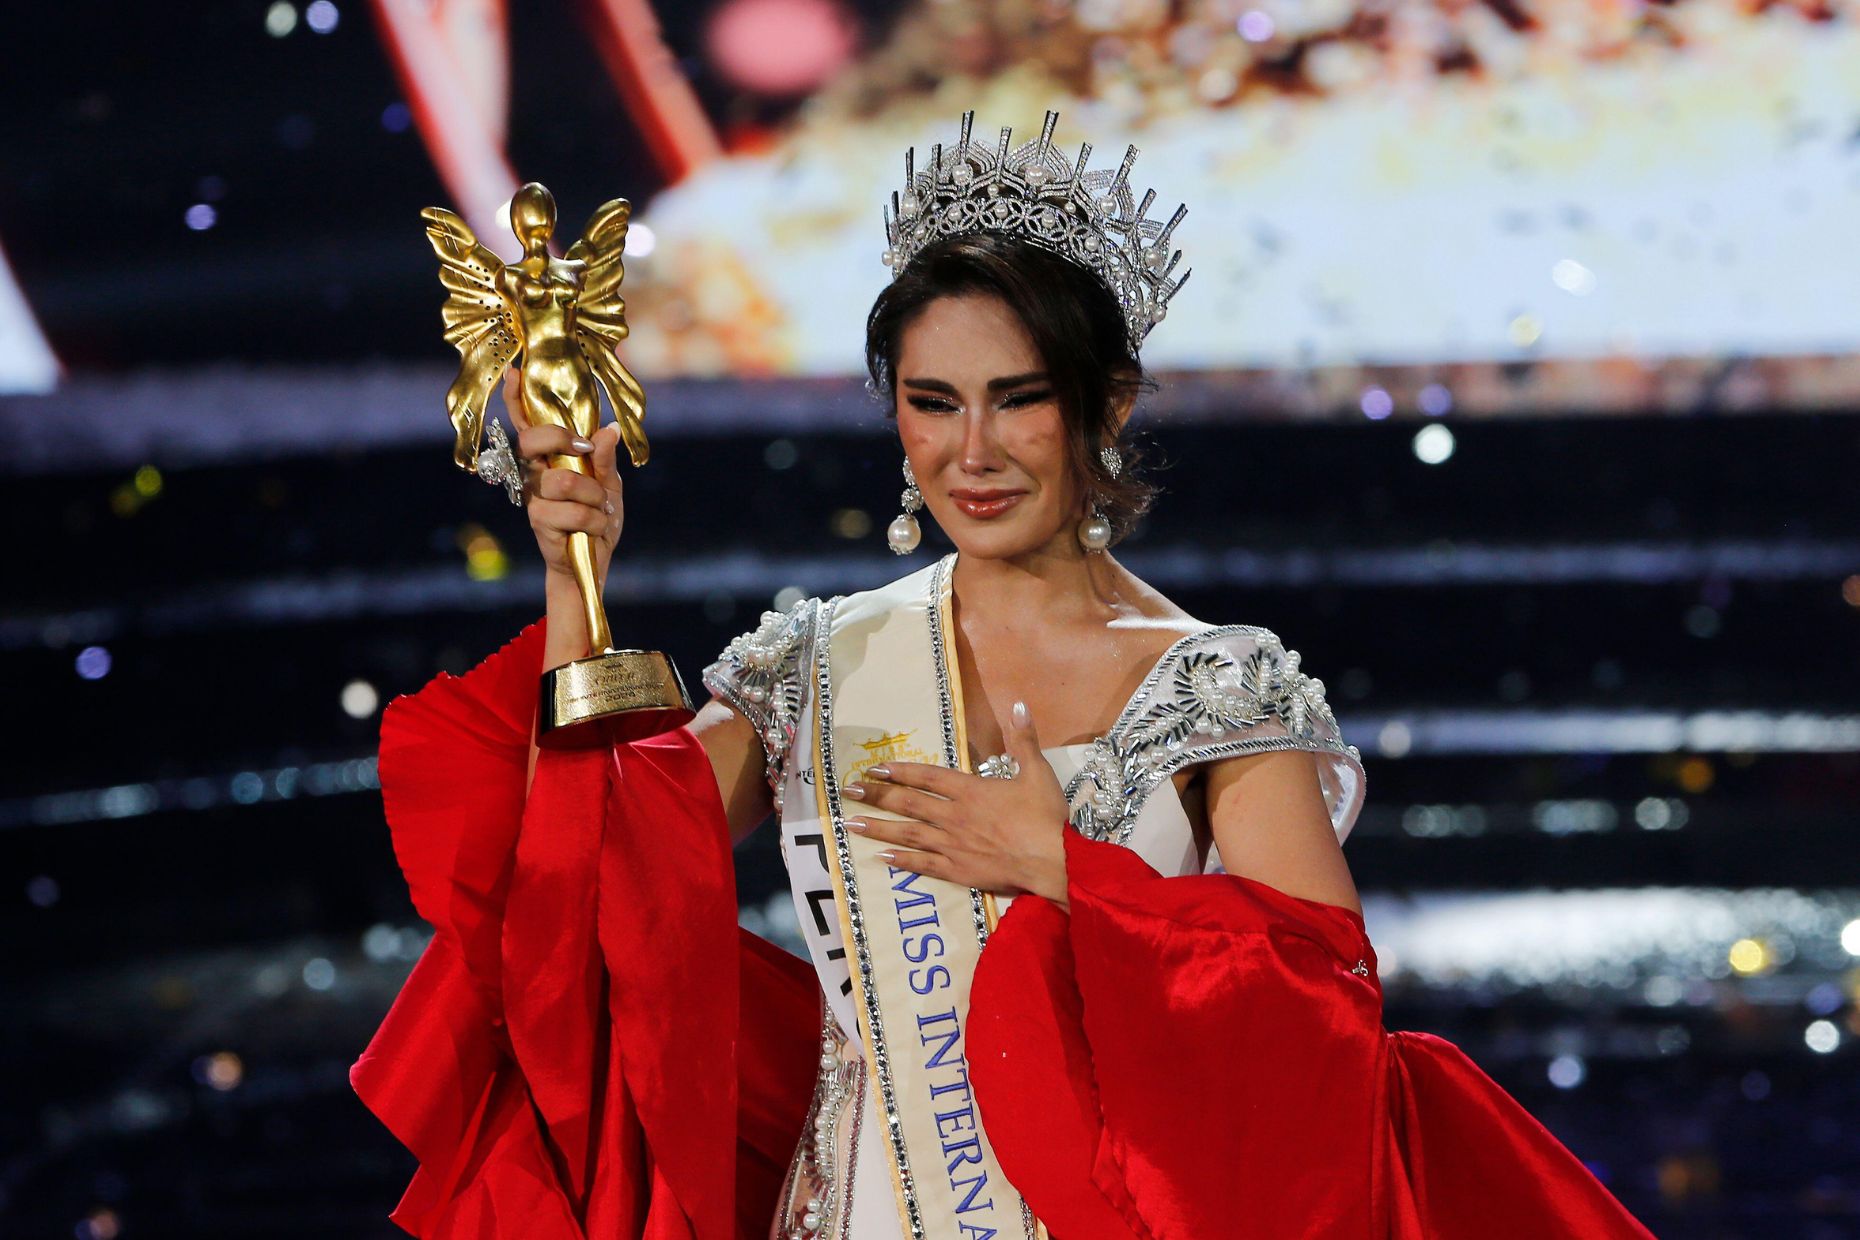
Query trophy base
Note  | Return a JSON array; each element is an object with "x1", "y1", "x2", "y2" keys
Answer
[{"x1": 538, "y1": 648, "x2": 695, "y2": 748}]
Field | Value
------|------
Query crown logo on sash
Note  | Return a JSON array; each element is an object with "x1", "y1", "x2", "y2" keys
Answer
[{"x1": 850, "y1": 729, "x2": 935, "y2": 779}]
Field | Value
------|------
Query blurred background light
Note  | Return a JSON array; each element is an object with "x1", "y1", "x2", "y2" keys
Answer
[
  {"x1": 704, "y1": 0, "x2": 857, "y2": 96},
  {"x1": 305, "y1": 1, "x2": 339, "y2": 36},
  {"x1": 1805, "y1": 1020, "x2": 1841, "y2": 1054},
  {"x1": 340, "y1": 678, "x2": 379, "y2": 719},
  {"x1": 301, "y1": 958, "x2": 336, "y2": 991},
  {"x1": 1411, "y1": 423, "x2": 1454, "y2": 465}
]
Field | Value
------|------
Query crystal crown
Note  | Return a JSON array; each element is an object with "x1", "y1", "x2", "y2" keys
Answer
[{"x1": 881, "y1": 110, "x2": 1191, "y2": 351}]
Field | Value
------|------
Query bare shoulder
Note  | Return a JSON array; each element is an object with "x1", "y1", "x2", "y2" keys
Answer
[{"x1": 1106, "y1": 563, "x2": 1208, "y2": 651}]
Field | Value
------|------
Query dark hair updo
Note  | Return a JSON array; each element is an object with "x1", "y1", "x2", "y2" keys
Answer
[{"x1": 863, "y1": 231, "x2": 1160, "y2": 546}]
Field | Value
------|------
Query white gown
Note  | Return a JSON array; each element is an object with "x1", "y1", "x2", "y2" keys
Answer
[{"x1": 703, "y1": 558, "x2": 1366, "y2": 1240}]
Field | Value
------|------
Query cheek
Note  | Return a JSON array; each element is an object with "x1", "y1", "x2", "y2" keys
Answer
[
  {"x1": 895, "y1": 412, "x2": 946, "y2": 463},
  {"x1": 1006, "y1": 410, "x2": 1074, "y2": 490}
]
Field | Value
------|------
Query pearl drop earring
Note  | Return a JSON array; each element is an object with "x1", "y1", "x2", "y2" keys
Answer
[
  {"x1": 1078, "y1": 443, "x2": 1122, "y2": 553},
  {"x1": 1077, "y1": 500, "x2": 1112, "y2": 552},
  {"x1": 888, "y1": 458, "x2": 923, "y2": 554}
]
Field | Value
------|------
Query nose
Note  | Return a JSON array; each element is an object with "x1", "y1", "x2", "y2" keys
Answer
[{"x1": 958, "y1": 408, "x2": 1005, "y2": 474}]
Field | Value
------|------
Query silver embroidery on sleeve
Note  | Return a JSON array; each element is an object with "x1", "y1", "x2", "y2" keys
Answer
[
  {"x1": 702, "y1": 596, "x2": 818, "y2": 798},
  {"x1": 1065, "y1": 627, "x2": 1363, "y2": 846}
]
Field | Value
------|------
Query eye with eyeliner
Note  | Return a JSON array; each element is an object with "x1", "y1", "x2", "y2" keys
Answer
[{"x1": 906, "y1": 388, "x2": 1053, "y2": 413}]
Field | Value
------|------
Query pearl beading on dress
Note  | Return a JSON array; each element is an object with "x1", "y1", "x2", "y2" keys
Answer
[
  {"x1": 701, "y1": 597, "x2": 818, "y2": 798},
  {"x1": 1065, "y1": 628, "x2": 1363, "y2": 847},
  {"x1": 776, "y1": 1004, "x2": 863, "y2": 1239}
]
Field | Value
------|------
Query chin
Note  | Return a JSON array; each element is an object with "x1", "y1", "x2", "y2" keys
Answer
[{"x1": 942, "y1": 516, "x2": 1070, "y2": 560}]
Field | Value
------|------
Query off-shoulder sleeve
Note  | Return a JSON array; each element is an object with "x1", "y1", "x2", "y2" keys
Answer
[
  {"x1": 1066, "y1": 624, "x2": 1368, "y2": 848},
  {"x1": 966, "y1": 832, "x2": 1658, "y2": 1240},
  {"x1": 700, "y1": 596, "x2": 819, "y2": 795}
]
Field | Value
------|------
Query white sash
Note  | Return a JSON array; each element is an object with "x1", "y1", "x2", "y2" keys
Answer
[{"x1": 809, "y1": 554, "x2": 1039, "y2": 1240}]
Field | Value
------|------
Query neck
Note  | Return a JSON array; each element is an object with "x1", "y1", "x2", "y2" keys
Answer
[{"x1": 947, "y1": 536, "x2": 1126, "y2": 630}]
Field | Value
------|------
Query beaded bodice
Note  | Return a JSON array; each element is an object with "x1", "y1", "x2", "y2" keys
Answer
[
  {"x1": 700, "y1": 564, "x2": 1367, "y2": 1240},
  {"x1": 700, "y1": 591, "x2": 1365, "y2": 853}
]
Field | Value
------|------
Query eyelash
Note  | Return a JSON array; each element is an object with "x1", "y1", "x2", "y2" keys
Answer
[{"x1": 906, "y1": 390, "x2": 1052, "y2": 414}]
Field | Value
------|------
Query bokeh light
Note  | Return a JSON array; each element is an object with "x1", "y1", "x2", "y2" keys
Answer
[
  {"x1": 1727, "y1": 938, "x2": 1772, "y2": 977},
  {"x1": 340, "y1": 678, "x2": 379, "y2": 719},
  {"x1": 1237, "y1": 10, "x2": 1275, "y2": 41},
  {"x1": 457, "y1": 523, "x2": 508, "y2": 581},
  {"x1": 1412, "y1": 424, "x2": 1455, "y2": 466},
  {"x1": 75, "y1": 646, "x2": 112, "y2": 680},
  {"x1": 1804, "y1": 1020, "x2": 1840, "y2": 1054},
  {"x1": 192, "y1": 1050, "x2": 245, "y2": 1091},
  {"x1": 1548, "y1": 1054, "x2": 1586, "y2": 1089},
  {"x1": 1416, "y1": 383, "x2": 1453, "y2": 416},
  {"x1": 705, "y1": 0, "x2": 857, "y2": 96}
]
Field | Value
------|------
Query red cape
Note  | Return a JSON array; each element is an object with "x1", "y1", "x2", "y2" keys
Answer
[{"x1": 352, "y1": 620, "x2": 1655, "y2": 1238}]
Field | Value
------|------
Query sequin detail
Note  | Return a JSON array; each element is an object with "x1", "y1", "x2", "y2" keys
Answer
[
  {"x1": 1065, "y1": 627, "x2": 1363, "y2": 846},
  {"x1": 774, "y1": 1002, "x2": 863, "y2": 1239},
  {"x1": 703, "y1": 597, "x2": 819, "y2": 798}
]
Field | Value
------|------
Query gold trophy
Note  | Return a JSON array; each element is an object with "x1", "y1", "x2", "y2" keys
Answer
[{"x1": 423, "y1": 182, "x2": 692, "y2": 746}]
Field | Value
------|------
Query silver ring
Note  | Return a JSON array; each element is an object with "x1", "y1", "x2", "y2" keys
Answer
[
  {"x1": 977, "y1": 753, "x2": 1020, "y2": 780},
  {"x1": 475, "y1": 418, "x2": 525, "y2": 506}
]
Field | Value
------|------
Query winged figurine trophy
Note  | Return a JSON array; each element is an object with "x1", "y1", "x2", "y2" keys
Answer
[{"x1": 423, "y1": 181, "x2": 692, "y2": 745}]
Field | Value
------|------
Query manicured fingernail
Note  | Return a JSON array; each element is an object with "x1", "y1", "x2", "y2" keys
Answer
[
  {"x1": 846, "y1": 819, "x2": 868, "y2": 833},
  {"x1": 571, "y1": 437, "x2": 595, "y2": 452},
  {"x1": 866, "y1": 765, "x2": 890, "y2": 780},
  {"x1": 1013, "y1": 700, "x2": 1029, "y2": 726},
  {"x1": 844, "y1": 782, "x2": 866, "y2": 800},
  {"x1": 875, "y1": 849, "x2": 898, "y2": 864}
]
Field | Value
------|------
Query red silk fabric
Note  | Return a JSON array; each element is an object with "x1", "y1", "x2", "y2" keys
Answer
[
  {"x1": 349, "y1": 620, "x2": 816, "y2": 1237},
  {"x1": 967, "y1": 831, "x2": 1657, "y2": 1239},
  {"x1": 353, "y1": 621, "x2": 1655, "y2": 1238}
]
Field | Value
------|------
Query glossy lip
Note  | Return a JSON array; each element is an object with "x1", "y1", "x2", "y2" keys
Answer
[{"x1": 949, "y1": 489, "x2": 1027, "y2": 519}]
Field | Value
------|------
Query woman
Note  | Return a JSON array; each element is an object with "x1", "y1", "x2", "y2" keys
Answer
[{"x1": 354, "y1": 113, "x2": 1655, "y2": 1239}]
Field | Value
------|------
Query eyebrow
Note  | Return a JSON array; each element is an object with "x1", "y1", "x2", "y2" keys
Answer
[{"x1": 900, "y1": 371, "x2": 1049, "y2": 394}]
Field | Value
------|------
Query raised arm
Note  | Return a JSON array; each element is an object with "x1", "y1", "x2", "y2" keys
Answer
[{"x1": 505, "y1": 368, "x2": 776, "y2": 843}]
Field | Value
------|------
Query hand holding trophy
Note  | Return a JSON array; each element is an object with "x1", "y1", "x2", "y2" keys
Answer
[{"x1": 422, "y1": 182, "x2": 691, "y2": 745}]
